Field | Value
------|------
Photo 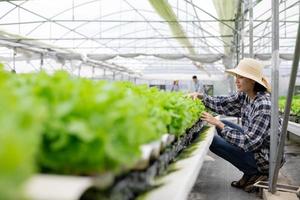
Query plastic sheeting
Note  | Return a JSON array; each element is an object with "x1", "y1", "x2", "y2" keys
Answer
[
  {"x1": 1, "y1": 50, "x2": 296, "y2": 63},
  {"x1": 212, "y1": 0, "x2": 238, "y2": 56},
  {"x1": 87, "y1": 53, "x2": 224, "y2": 63}
]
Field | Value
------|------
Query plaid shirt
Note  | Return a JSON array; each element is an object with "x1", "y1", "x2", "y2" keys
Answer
[{"x1": 203, "y1": 92, "x2": 282, "y2": 173}]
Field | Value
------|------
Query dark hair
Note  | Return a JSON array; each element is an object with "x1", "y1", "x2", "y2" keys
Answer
[
  {"x1": 192, "y1": 75, "x2": 197, "y2": 79},
  {"x1": 254, "y1": 82, "x2": 267, "y2": 93}
]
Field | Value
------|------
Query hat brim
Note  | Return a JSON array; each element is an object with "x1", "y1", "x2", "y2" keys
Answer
[{"x1": 225, "y1": 68, "x2": 271, "y2": 92}]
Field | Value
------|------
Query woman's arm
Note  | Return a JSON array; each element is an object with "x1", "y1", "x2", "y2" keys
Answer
[
  {"x1": 202, "y1": 92, "x2": 244, "y2": 117},
  {"x1": 201, "y1": 112, "x2": 224, "y2": 129}
]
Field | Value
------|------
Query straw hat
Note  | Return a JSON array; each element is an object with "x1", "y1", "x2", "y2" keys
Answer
[{"x1": 225, "y1": 58, "x2": 271, "y2": 92}]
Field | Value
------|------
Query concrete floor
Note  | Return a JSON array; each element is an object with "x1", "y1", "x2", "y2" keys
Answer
[
  {"x1": 280, "y1": 135, "x2": 300, "y2": 186},
  {"x1": 188, "y1": 152, "x2": 261, "y2": 200},
  {"x1": 188, "y1": 120, "x2": 300, "y2": 200}
]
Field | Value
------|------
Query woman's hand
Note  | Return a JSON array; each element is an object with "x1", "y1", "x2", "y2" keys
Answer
[
  {"x1": 201, "y1": 112, "x2": 224, "y2": 129},
  {"x1": 187, "y1": 92, "x2": 203, "y2": 100}
]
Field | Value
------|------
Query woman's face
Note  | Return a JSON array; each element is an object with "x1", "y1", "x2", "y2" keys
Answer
[{"x1": 235, "y1": 75, "x2": 255, "y2": 93}]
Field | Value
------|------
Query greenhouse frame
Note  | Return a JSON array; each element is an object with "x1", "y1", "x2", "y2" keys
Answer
[{"x1": 0, "y1": 0, "x2": 299, "y2": 199}]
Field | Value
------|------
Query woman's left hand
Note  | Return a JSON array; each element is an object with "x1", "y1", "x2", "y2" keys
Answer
[
  {"x1": 186, "y1": 92, "x2": 203, "y2": 100},
  {"x1": 201, "y1": 112, "x2": 224, "y2": 129}
]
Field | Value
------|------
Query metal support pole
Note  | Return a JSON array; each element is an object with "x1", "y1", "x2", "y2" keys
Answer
[
  {"x1": 227, "y1": 56, "x2": 235, "y2": 94},
  {"x1": 236, "y1": 18, "x2": 240, "y2": 64},
  {"x1": 272, "y1": 12, "x2": 300, "y2": 192},
  {"x1": 40, "y1": 54, "x2": 44, "y2": 71},
  {"x1": 78, "y1": 63, "x2": 82, "y2": 77},
  {"x1": 241, "y1": 2, "x2": 245, "y2": 59},
  {"x1": 234, "y1": 6, "x2": 242, "y2": 124},
  {"x1": 269, "y1": 0, "x2": 280, "y2": 193},
  {"x1": 92, "y1": 66, "x2": 95, "y2": 78},
  {"x1": 13, "y1": 48, "x2": 16, "y2": 71},
  {"x1": 249, "y1": 0, "x2": 254, "y2": 58},
  {"x1": 103, "y1": 69, "x2": 106, "y2": 80}
]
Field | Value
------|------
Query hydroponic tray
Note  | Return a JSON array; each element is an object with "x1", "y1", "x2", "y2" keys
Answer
[{"x1": 25, "y1": 119, "x2": 213, "y2": 200}]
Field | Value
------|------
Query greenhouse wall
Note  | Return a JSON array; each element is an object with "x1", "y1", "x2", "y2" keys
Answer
[{"x1": 279, "y1": 76, "x2": 300, "y2": 97}]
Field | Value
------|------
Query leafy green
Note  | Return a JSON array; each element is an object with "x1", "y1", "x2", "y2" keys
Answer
[
  {"x1": 0, "y1": 69, "x2": 46, "y2": 200},
  {"x1": 278, "y1": 96, "x2": 300, "y2": 116},
  {"x1": 0, "y1": 69, "x2": 206, "y2": 179}
]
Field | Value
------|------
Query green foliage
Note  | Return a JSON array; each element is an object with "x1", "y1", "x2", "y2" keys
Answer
[
  {"x1": 17, "y1": 72, "x2": 159, "y2": 175},
  {"x1": 122, "y1": 84, "x2": 205, "y2": 137},
  {"x1": 161, "y1": 92, "x2": 205, "y2": 136},
  {"x1": 278, "y1": 96, "x2": 300, "y2": 116},
  {"x1": 0, "y1": 69, "x2": 46, "y2": 200},
  {"x1": 0, "y1": 68, "x2": 206, "y2": 195}
]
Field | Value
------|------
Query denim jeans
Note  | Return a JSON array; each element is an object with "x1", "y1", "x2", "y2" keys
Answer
[{"x1": 209, "y1": 120, "x2": 260, "y2": 177}]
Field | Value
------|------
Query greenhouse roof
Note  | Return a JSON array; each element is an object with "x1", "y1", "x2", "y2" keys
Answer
[{"x1": 0, "y1": 0, "x2": 299, "y2": 80}]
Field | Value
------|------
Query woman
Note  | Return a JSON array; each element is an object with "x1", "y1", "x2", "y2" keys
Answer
[{"x1": 190, "y1": 58, "x2": 282, "y2": 192}]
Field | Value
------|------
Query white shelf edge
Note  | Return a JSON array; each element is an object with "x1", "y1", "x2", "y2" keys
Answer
[
  {"x1": 25, "y1": 174, "x2": 93, "y2": 200},
  {"x1": 287, "y1": 121, "x2": 300, "y2": 136}
]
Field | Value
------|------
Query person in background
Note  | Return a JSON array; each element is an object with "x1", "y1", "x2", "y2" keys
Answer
[
  {"x1": 189, "y1": 58, "x2": 283, "y2": 193},
  {"x1": 171, "y1": 80, "x2": 180, "y2": 92},
  {"x1": 189, "y1": 75, "x2": 203, "y2": 93}
]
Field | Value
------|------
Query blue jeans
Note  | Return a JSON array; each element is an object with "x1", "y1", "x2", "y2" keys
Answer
[{"x1": 209, "y1": 120, "x2": 260, "y2": 177}]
